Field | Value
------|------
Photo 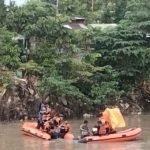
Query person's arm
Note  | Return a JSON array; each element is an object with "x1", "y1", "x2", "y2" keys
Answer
[
  {"x1": 80, "y1": 124, "x2": 84, "y2": 131},
  {"x1": 40, "y1": 109, "x2": 46, "y2": 114}
]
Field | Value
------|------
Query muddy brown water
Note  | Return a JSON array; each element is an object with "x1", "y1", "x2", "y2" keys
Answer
[{"x1": 0, "y1": 114, "x2": 149, "y2": 150}]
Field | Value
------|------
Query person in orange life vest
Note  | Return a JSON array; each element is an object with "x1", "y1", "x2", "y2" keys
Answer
[
  {"x1": 43, "y1": 106, "x2": 53, "y2": 122},
  {"x1": 98, "y1": 120, "x2": 107, "y2": 136},
  {"x1": 58, "y1": 120, "x2": 70, "y2": 138},
  {"x1": 97, "y1": 112, "x2": 109, "y2": 134},
  {"x1": 45, "y1": 105, "x2": 53, "y2": 117},
  {"x1": 42, "y1": 112, "x2": 47, "y2": 122},
  {"x1": 43, "y1": 120, "x2": 50, "y2": 132},
  {"x1": 43, "y1": 117, "x2": 53, "y2": 132},
  {"x1": 53, "y1": 114, "x2": 64, "y2": 127}
]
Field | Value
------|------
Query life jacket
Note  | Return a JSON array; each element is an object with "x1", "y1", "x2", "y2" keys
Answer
[
  {"x1": 99, "y1": 117, "x2": 109, "y2": 128},
  {"x1": 99, "y1": 124, "x2": 106, "y2": 135},
  {"x1": 60, "y1": 123, "x2": 70, "y2": 133},
  {"x1": 43, "y1": 121, "x2": 50, "y2": 132},
  {"x1": 53, "y1": 117, "x2": 61, "y2": 126},
  {"x1": 42, "y1": 113, "x2": 47, "y2": 121},
  {"x1": 45, "y1": 108, "x2": 53, "y2": 118}
]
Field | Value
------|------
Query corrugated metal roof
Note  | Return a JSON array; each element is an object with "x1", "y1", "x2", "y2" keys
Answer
[
  {"x1": 63, "y1": 25, "x2": 72, "y2": 29},
  {"x1": 79, "y1": 24, "x2": 88, "y2": 29},
  {"x1": 73, "y1": 17, "x2": 86, "y2": 20},
  {"x1": 89, "y1": 24, "x2": 117, "y2": 29},
  {"x1": 12, "y1": 34, "x2": 25, "y2": 40},
  {"x1": 62, "y1": 24, "x2": 87, "y2": 30},
  {"x1": 63, "y1": 23, "x2": 117, "y2": 30}
]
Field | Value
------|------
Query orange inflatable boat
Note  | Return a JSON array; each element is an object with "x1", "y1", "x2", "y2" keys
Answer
[
  {"x1": 22, "y1": 122, "x2": 74, "y2": 140},
  {"x1": 78, "y1": 127, "x2": 141, "y2": 143}
]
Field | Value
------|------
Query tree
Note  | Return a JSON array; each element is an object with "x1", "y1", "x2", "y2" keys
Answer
[
  {"x1": 0, "y1": 0, "x2": 6, "y2": 27},
  {"x1": 93, "y1": 24, "x2": 150, "y2": 92},
  {"x1": 2, "y1": 0, "x2": 148, "y2": 118},
  {"x1": 0, "y1": 27, "x2": 20, "y2": 69},
  {"x1": 0, "y1": 27, "x2": 20, "y2": 94},
  {"x1": 58, "y1": 0, "x2": 86, "y2": 17},
  {"x1": 41, "y1": 0, "x2": 56, "y2": 4},
  {"x1": 123, "y1": 0, "x2": 150, "y2": 32},
  {"x1": 4, "y1": 1, "x2": 56, "y2": 33}
]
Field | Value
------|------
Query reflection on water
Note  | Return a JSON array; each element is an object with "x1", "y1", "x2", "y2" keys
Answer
[
  {"x1": 86, "y1": 141, "x2": 143, "y2": 150},
  {"x1": 0, "y1": 115, "x2": 149, "y2": 150}
]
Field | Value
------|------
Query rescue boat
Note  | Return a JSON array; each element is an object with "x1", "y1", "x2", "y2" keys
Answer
[
  {"x1": 78, "y1": 127, "x2": 141, "y2": 143},
  {"x1": 22, "y1": 122, "x2": 74, "y2": 140}
]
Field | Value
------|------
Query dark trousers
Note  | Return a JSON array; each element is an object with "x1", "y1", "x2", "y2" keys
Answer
[
  {"x1": 106, "y1": 128, "x2": 109, "y2": 134},
  {"x1": 57, "y1": 132, "x2": 66, "y2": 138},
  {"x1": 37, "y1": 119, "x2": 44, "y2": 130},
  {"x1": 50, "y1": 132, "x2": 58, "y2": 139}
]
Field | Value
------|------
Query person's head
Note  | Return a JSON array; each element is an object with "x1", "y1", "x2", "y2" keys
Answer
[
  {"x1": 96, "y1": 112, "x2": 103, "y2": 118},
  {"x1": 97, "y1": 121, "x2": 101, "y2": 125},
  {"x1": 99, "y1": 112, "x2": 103, "y2": 117},
  {"x1": 41, "y1": 103, "x2": 44, "y2": 107},
  {"x1": 47, "y1": 106, "x2": 52, "y2": 111},
  {"x1": 84, "y1": 120, "x2": 88, "y2": 125},
  {"x1": 49, "y1": 119, "x2": 54, "y2": 125}
]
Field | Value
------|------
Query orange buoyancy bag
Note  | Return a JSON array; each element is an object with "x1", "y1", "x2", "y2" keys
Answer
[
  {"x1": 102, "y1": 108, "x2": 126, "y2": 129},
  {"x1": 99, "y1": 125, "x2": 106, "y2": 135}
]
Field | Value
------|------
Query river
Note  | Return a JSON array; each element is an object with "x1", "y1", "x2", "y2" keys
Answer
[{"x1": 0, "y1": 114, "x2": 149, "y2": 150}]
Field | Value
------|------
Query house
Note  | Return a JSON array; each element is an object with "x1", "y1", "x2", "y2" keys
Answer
[
  {"x1": 62, "y1": 17, "x2": 88, "y2": 30},
  {"x1": 12, "y1": 34, "x2": 30, "y2": 62},
  {"x1": 62, "y1": 17, "x2": 117, "y2": 30}
]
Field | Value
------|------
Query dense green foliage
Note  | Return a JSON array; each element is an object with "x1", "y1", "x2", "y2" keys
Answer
[{"x1": 1, "y1": 0, "x2": 150, "y2": 114}]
